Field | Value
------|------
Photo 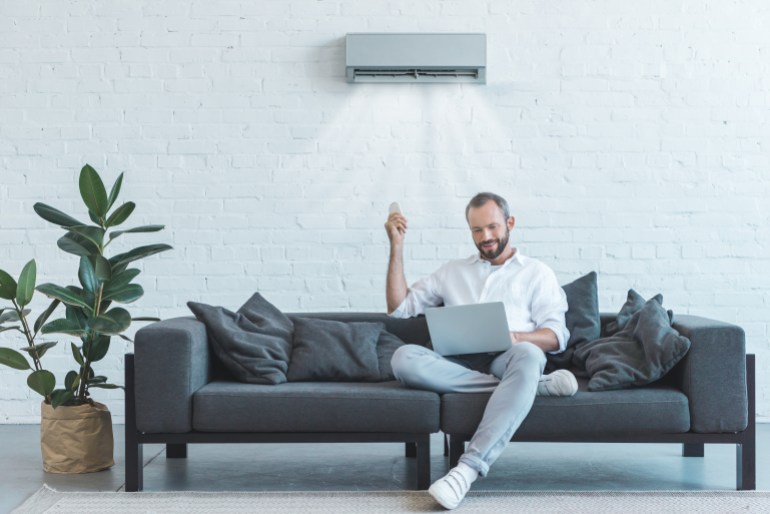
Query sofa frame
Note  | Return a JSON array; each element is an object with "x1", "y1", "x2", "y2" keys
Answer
[
  {"x1": 446, "y1": 354, "x2": 756, "y2": 490},
  {"x1": 124, "y1": 354, "x2": 432, "y2": 492}
]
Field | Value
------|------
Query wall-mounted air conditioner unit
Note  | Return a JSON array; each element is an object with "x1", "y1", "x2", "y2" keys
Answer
[{"x1": 346, "y1": 33, "x2": 486, "y2": 84}]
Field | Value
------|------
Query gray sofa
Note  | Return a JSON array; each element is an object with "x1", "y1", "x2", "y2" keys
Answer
[{"x1": 125, "y1": 312, "x2": 754, "y2": 492}]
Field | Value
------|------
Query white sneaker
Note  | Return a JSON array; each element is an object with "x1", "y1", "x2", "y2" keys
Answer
[
  {"x1": 428, "y1": 466, "x2": 473, "y2": 510},
  {"x1": 537, "y1": 369, "x2": 578, "y2": 396}
]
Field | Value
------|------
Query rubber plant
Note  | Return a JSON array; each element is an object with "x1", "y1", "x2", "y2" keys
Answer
[{"x1": 0, "y1": 164, "x2": 172, "y2": 408}]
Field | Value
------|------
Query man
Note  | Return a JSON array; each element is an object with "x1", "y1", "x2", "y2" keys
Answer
[{"x1": 385, "y1": 192, "x2": 577, "y2": 510}]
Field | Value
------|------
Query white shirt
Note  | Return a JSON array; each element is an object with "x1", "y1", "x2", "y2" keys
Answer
[{"x1": 390, "y1": 250, "x2": 570, "y2": 354}]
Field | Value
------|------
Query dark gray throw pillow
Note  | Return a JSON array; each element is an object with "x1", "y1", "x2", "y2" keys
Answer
[
  {"x1": 546, "y1": 271, "x2": 600, "y2": 372},
  {"x1": 573, "y1": 295, "x2": 691, "y2": 391},
  {"x1": 605, "y1": 289, "x2": 670, "y2": 335},
  {"x1": 377, "y1": 330, "x2": 405, "y2": 381},
  {"x1": 287, "y1": 317, "x2": 381, "y2": 382},
  {"x1": 188, "y1": 293, "x2": 294, "y2": 385}
]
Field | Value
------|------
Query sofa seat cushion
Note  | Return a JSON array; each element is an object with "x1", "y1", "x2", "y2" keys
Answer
[
  {"x1": 441, "y1": 379, "x2": 690, "y2": 438},
  {"x1": 193, "y1": 380, "x2": 440, "y2": 433}
]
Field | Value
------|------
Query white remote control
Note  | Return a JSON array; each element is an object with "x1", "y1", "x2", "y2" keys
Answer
[{"x1": 388, "y1": 202, "x2": 401, "y2": 214}]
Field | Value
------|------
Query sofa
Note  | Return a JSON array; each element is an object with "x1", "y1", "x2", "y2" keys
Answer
[{"x1": 124, "y1": 311, "x2": 755, "y2": 492}]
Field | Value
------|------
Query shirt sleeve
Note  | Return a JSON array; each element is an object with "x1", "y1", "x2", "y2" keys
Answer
[
  {"x1": 389, "y1": 269, "x2": 444, "y2": 319},
  {"x1": 529, "y1": 265, "x2": 570, "y2": 354}
]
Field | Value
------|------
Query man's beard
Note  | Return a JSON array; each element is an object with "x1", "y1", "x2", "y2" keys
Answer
[{"x1": 476, "y1": 229, "x2": 510, "y2": 261}]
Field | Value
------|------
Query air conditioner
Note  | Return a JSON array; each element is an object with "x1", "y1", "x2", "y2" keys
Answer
[{"x1": 345, "y1": 33, "x2": 486, "y2": 84}]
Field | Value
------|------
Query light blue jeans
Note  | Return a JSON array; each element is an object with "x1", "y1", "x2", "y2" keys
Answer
[{"x1": 391, "y1": 343, "x2": 546, "y2": 477}]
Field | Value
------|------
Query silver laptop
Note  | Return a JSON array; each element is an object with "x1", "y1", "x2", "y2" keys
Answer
[{"x1": 425, "y1": 302, "x2": 512, "y2": 356}]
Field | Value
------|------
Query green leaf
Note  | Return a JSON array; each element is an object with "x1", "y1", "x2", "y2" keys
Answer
[
  {"x1": 109, "y1": 224, "x2": 165, "y2": 240},
  {"x1": 90, "y1": 307, "x2": 131, "y2": 335},
  {"x1": 88, "y1": 375, "x2": 107, "y2": 385},
  {"x1": 36, "y1": 284, "x2": 93, "y2": 313},
  {"x1": 0, "y1": 269, "x2": 17, "y2": 300},
  {"x1": 50, "y1": 389, "x2": 74, "y2": 408},
  {"x1": 67, "y1": 225, "x2": 105, "y2": 249},
  {"x1": 79, "y1": 164, "x2": 109, "y2": 218},
  {"x1": 94, "y1": 256, "x2": 112, "y2": 283},
  {"x1": 41, "y1": 318, "x2": 87, "y2": 336},
  {"x1": 0, "y1": 309, "x2": 20, "y2": 324},
  {"x1": 0, "y1": 308, "x2": 29, "y2": 324},
  {"x1": 78, "y1": 256, "x2": 99, "y2": 294},
  {"x1": 33, "y1": 202, "x2": 84, "y2": 228},
  {"x1": 0, "y1": 326, "x2": 22, "y2": 334},
  {"x1": 86, "y1": 335, "x2": 111, "y2": 362},
  {"x1": 15, "y1": 260, "x2": 36, "y2": 307},
  {"x1": 105, "y1": 202, "x2": 135, "y2": 228},
  {"x1": 89, "y1": 383, "x2": 123, "y2": 390},
  {"x1": 20, "y1": 341, "x2": 57, "y2": 360},
  {"x1": 102, "y1": 283, "x2": 143, "y2": 304},
  {"x1": 88, "y1": 210, "x2": 101, "y2": 225},
  {"x1": 65, "y1": 301, "x2": 88, "y2": 329},
  {"x1": 34, "y1": 299, "x2": 61, "y2": 335},
  {"x1": 65, "y1": 370, "x2": 80, "y2": 392},
  {"x1": 0, "y1": 347, "x2": 32, "y2": 370},
  {"x1": 70, "y1": 342, "x2": 84, "y2": 365},
  {"x1": 117, "y1": 333, "x2": 133, "y2": 343},
  {"x1": 107, "y1": 172, "x2": 124, "y2": 211},
  {"x1": 109, "y1": 244, "x2": 172, "y2": 269},
  {"x1": 27, "y1": 370, "x2": 56, "y2": 397},
  {"x1": 57, "y1": 232, "x2": 100, "y2": 257},
  {"x1": 106, "y1": 268, "x2": 140, "y2": 289}
]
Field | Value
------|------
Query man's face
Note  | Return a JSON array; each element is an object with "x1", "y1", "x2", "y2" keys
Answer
[{"x1": 467, "y1": 201, "x2": 514, "y2": 262}]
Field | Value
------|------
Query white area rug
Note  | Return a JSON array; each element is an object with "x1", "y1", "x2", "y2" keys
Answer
[{"x1": 14, "y1": 485, "x2": 770, "y2": 513}]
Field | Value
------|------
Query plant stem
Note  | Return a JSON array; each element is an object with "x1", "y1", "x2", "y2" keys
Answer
[{"x1": 12, "y1": 299, "x2": 42, "y2": 371}]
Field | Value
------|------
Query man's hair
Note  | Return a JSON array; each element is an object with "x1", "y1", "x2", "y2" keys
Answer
[{"x1": 465, "y1": 192, "x2": 511, "y2": 221}]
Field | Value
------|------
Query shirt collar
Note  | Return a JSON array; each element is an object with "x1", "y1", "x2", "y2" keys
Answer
[{"x1": 470, "y1": 247, "x2": 522, "y2": 268}]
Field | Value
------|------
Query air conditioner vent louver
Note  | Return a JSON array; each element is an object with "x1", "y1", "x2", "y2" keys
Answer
[{"x1": 346, "y1": 33, "x2": 486, "y2": 84}]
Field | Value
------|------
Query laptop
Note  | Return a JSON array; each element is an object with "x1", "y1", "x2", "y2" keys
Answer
[{"x1": 425, "y1": 302, "x2": 512, "y2": 356}]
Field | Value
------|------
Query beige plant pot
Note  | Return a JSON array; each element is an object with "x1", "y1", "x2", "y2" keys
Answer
[{"x1": 40, "y1": 401, "x2": 114, "y2": 473}]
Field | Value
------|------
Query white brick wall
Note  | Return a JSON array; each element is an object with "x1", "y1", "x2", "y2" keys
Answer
[{"x1": 1, "y1": 0, "x2": 769, "y2": 422}]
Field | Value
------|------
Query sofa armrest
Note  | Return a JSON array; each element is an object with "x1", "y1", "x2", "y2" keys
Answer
[
  {"x1": 134, "y1": 317, "x2": 211, "y2": 433},
  {"x1": 672, "y1": 315, "x2": 748, "y2": 433}
]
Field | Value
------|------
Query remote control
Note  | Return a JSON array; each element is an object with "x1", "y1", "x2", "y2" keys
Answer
[{"x1": 388, "y1": 202, "x2": 401, "y2": 215}]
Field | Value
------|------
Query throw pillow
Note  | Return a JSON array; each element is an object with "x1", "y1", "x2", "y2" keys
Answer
[
  {"x1": 605, "y1": 289, "x2": 674, "y2": 335},
  {"x1": 573, "y1": 295, "x2": 691, "y2": 391},
  {"x1": 545, "y1": 271, "x2": 600, "y2": 372},
  {"x1": 287, "y1": 317, "x2": 381, "y2": 382},
  {"x1": 605, "y1": 289, "x2": 661, "y2": 335},
  {"x1": 377, "y1": 329, "x2": 405, "y2": 381},
  {"x1": 187, "y1": 293, "x2": 294, "y2": 385}
]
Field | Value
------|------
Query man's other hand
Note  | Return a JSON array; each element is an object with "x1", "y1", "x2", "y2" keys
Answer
[{"x1": 385, "y1": 212, "x2": 408, "y2": 246}]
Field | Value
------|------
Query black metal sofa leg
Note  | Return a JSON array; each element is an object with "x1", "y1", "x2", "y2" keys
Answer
[
  {"x1": 125, "y1": 440, "x2": 143, "y2": 492},
  {"x1": 682, "y1": 443, "x2": 704, "y2": 457},
  {"x1": 167, "y1": 443, "x2": 188, "y2": 459},
  {"x1": 405, "y1": 442, "x2": 417, "y2": 458},
  {"x1": 124, "y1": 354, "x2": 143, "y2": 491},
  {"x1": 416, "y1": 435, "x2": 431, "y2": 490},
  {"x1": 737, "y1": 354, "x2": 756, "y2": 490},
  {"x1": 448, "y1": 435, "x2": 465, "y2": 468}
]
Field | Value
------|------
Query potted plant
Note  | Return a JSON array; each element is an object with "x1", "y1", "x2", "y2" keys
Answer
[{"x1": 0, "y1": 164, "x2": 171, "y2": 473}]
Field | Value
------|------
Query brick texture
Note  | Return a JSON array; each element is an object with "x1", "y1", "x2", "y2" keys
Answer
[{"x1": 1, "y1": 1, "x2": 769, "y2": 422}]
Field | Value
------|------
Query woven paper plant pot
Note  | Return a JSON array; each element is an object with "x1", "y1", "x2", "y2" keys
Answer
[{"x1": 40, "y1": 401, "x2": 114, "y2": 473}]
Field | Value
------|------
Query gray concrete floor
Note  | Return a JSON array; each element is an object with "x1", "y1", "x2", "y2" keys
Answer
[{"x1": 2, "y1": 424, "x2": 768, "y2": 513}]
